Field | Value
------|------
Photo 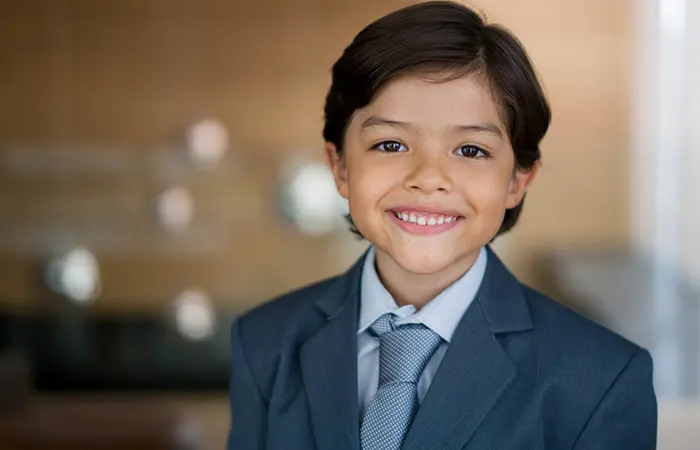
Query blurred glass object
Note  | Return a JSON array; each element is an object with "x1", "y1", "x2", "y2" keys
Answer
[
  {"x1": 172, "y1": 288, "x2": 216, "y2": 341},
  {"x1": 279, "y1": 160, "x2": 347, "y2": 236},
  {"x1": 174, "y1": 419, "x2": 203, "y2": 450},
  {"x1": 185, "y1": 118, "x2": 229, "y2": 167},
  {"x1": 632, "y1": 0, "x2": 697, "y2": 399},
  {"x1": 44, "y1": 246, "x2": 101, "y2": 304},
  {"x1": 157, "y1": 186, "x2": 195, "y2": 234}
]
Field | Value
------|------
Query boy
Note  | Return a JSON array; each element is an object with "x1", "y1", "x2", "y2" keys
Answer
[{"x1": 228, "y1": 2, "x2": 657, "y2": 449}]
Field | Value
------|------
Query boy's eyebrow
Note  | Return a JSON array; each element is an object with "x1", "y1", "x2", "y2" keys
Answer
[
  {"x1": 361, "y1": 116, "x2": 413, "y2": 131},
  {"x1": 360, "y1": 116, "x2": 504, "y2": 139}
]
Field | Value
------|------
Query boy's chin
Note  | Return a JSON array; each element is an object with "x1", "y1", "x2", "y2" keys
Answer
[{"x1": 389, "y1": 248, "x2": 464, "y2": 276}]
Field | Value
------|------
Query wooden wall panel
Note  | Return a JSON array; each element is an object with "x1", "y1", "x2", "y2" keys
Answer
[{"x1": 0, "y1": 0, "x2": 634, "y2": 313}]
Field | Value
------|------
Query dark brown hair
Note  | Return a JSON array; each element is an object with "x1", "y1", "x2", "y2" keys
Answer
[{"x1": 323, "y1": 1, "x2": 551, "y2": 238}]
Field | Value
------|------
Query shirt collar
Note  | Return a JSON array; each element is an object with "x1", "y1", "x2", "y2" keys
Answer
[{"x1": 358, "y1": 245, "x2": 488, "y2": 342}]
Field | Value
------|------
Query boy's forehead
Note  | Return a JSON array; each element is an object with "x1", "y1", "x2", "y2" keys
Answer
[{"x1": 353, "y1": 74, "x2": 505, "y2": 133}]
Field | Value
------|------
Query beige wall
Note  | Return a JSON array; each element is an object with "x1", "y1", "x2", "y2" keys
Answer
[
  {"x1": 477, "y1": 0, "x2": 633, "y2": 281},
  {"x1": 0, "y1": 0, "x2": 633, "y2": 313}
]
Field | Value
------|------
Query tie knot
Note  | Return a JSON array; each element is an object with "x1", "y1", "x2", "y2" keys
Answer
[
  {"x1": 368, "y1": 312, "x2": 397, "y2": 337},
  {"x1": 369, "y1": 313, "x2": 443, "y2": 385}
]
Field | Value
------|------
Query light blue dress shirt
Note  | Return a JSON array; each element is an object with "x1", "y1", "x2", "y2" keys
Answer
[{"x1": 357, "y1": 245, "x2": 488, "y2": 418}]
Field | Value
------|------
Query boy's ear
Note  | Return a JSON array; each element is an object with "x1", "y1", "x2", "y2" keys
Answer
[
  {"x1": 325, "y1": 142, "x2": 349, "y2": 199},
  {"x1": 505, "y1": 161, "x2": 540, "y2": 209}
]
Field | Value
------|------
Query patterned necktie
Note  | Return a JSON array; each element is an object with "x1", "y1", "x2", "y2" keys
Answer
[{"x1": 360, "y1": 313, "x2": 443, "y2": 450}]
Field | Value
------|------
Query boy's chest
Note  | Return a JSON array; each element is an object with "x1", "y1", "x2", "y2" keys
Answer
[{"x1": 263, "y1": 366, "x2": 582, "y2": 450}]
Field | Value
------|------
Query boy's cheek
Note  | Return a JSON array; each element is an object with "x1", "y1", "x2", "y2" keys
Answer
[
  {"x1": 460, "y1": 177, "x2": 507, "y2": 203},
  {"x1": 349, "y1": 170, "x2": 393, "y2": 199}
]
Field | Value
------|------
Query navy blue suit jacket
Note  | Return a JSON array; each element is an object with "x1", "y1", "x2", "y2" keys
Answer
[{"x1": 228, "y1": 248, "x2": 657, "y2": 449}]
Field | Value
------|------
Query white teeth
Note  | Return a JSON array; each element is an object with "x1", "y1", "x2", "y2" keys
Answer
[{"x1": 393, "y1": 211, "x2": 459, "y2": 226}]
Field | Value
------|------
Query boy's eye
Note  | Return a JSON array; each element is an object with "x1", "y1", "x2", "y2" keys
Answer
[
  {"x1": 455, "y1": 145, "x2": 489, "y2": 158},
  {"x1": 371, "y1": 140, "x2": 407, "y2": 153}
]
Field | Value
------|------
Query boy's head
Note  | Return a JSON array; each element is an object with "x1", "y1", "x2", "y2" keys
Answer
[{"x1": 323, "y1": 1, "x2": 550, "y2": 275}]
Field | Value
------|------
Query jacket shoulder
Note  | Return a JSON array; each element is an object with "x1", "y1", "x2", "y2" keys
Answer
[
  {"x1": 522, "y1": 285, "x2": 648, "y2": 402},
  {"x1": 230, "y1": 276, "x2": 340, "y2": 392},
  {"x1": 524, "y1": 285, "x2": 641, "y2": 360},
  {"x1": 521, "y1": 285, "x2": 655, "y2": 443},
  {"x1": 239, "y1": 275, "x2": 338, "y2": 328}
]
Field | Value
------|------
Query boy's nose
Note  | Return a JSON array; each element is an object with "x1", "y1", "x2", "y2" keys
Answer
[{"x1": 403, "y1": 155, "x2": 453, "y2": 194}]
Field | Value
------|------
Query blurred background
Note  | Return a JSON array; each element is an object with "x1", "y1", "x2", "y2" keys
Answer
[{"x1": 0, "y1": 0, "x2": 698, "y2": 448}]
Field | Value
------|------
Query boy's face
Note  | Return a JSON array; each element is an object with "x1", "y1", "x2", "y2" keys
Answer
[{"x1": 327, "y1": 74, "x2": 537, "y2": 277}]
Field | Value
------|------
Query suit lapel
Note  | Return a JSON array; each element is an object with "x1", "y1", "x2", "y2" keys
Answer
[
  {"x1": 300, "y1": 252, "x2": 366, "y2": 450},
  {"x1": 403, "y1": 247, "x2": 533, "y2": 450}
]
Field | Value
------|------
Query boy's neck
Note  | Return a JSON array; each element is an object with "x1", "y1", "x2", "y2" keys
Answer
[{"x1": 374, "y1": 249, "x2": 480, "y2": 310}]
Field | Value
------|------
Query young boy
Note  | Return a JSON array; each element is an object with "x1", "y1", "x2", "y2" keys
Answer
[{"x1": 228, "y1": 2, "x2": 657, "y2": 449}]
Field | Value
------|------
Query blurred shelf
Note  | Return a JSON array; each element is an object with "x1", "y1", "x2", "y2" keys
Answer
[{"x1": 0, "y1": 313, "x2": 232, "y2": 392}]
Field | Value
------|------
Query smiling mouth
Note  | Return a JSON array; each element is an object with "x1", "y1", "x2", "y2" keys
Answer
[{"x1": 389, "y1": 210, "x2": 464, "y2": 227}]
